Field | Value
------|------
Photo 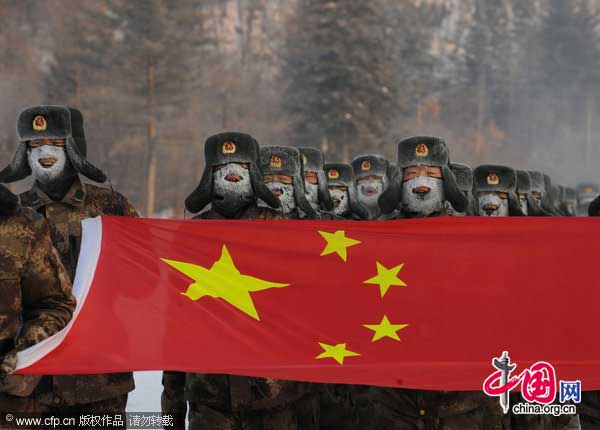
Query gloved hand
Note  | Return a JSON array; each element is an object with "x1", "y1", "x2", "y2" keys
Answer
[
  {"x1": 16, "y1": 326, "x2": 49, "y2": 350},
  {"x1": 0, "y1": 350, "x2": 17, "y2": 375}
]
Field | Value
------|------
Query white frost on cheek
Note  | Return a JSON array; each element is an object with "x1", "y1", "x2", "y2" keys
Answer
[
  {"x1": 265, "y1": 182, "x2": 296, "y2": 213},
  {"x1": 401, "y1": 176, "x2": 445, "y2": 215},
  {"x1": 305, "y1": 182, "x2": 319, "y2": 209},
  {"x1": 519, "y1": 196, "x2": 529, "y2": 216},
  {"x1": 28, "y1": 146, "x2": 68, "y2": 183},
  {"x1": 357, "y1": 178, "x2": 385, "y2": 209},
  {"x1": 329, "y1": 188, "x2": 349, "y2": 215},
  {"x1": 478, "y1": 193, "x2": 509, "y2": 217},
  {"x1": 212, "y1": 163, "x2": 253, "y2": 201}
]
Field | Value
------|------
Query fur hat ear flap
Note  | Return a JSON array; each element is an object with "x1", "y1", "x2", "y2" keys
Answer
[
  {"x1": 249, "y1": 164, "x2": 281, "y2": 209},
  {"x1": 378, "y1": 167, "x2": 402, "y2": 214},
  {"x1": 185, "y1": 167, "x2": 214, "y2": 213},
  {"x1": 348, "y1": 186, "x2": 369, "y2": 220},
  {"x1": 0, "y1": 142, "x2": 31, "y2": 183},
  {"x1": 0, "y1": 184, "x2": 19, "y2": 216},
  {"x1": 293, "y1": 175, "x2": 318, "y2": 219},
  {"x1": 441, "y1": 165, "x2": 468, "y2": 213},
  {"x1": 317, "y1": 171, "x2": 334, "y2": 211},
  {"x1": 65, "y1": 136, "x2": 107, "y2": 183},
  {"x1": 508, "y1": 192, "x2": 526, "y2": 216},
  {"x1": 525, "y1": 194, "x2": 551, "y2": 216}
]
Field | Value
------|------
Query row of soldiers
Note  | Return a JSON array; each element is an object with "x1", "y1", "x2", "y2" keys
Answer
[{"x1": 0, "y1": 105, "x2": 598, "y2": 430}]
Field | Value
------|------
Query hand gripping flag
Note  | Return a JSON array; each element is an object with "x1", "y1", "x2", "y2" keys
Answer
[{"x1": 15, "y1": 216, "x2": 600, "y2": 390}]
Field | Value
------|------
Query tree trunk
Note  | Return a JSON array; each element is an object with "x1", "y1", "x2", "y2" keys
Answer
[{"x1": 145, "y1": 63, "x2": 157, "y2": 218}]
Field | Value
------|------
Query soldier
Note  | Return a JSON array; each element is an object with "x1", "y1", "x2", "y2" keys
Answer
[
  {"x1": 526, "y1": 171, "x2": 554, "y2": 216},
  {"x1": 350, "y1": 155, "x2": 391, "y2": 220},
  {"x1": 449, "y1": 163, "x2": 475, "y2": 216},
  {"x1": 298, "y1": 147, "x2": 334, "y2": 216},
  {"x1": 515, "y1": 170, "x2": 532, "y2": 216},
  {"x1": 379, "y1": 136, "x2": 468, "y2": 218},
  {"x1": 473, "y1": 169, "x2": 581, "y2": 429},
  {"x1": 323, "y1": 163, "x2": 368, "y2": 220},
  {"x1": 472, "y1": 165, "x2": 525, "y2": 217},
  {"x1": 542, "y1": 174, "x2": 562, "y2": 216},
  {"x1": 0, "y1": 184, "x2": 74, "y2": 416},
  {"x1": 179, "y1": 132, "x2": 319, "y2": 430},
  {"x1": 576, "y1": 183, "x2": 599, "y2": 216},
  {"x1": 516, "y1": 170, "x2": 552, "y2": 216},
  {"x1": 0, "y1": 106, "x2": 137, "y2": 418},
  {"x1": 258, "y1": 146, "x2": 317, "y2": 219}
]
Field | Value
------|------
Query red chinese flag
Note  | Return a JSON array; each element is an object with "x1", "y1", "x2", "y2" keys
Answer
[{"x1": 16, "y1": 216, "x2": 600, "y2": 390}]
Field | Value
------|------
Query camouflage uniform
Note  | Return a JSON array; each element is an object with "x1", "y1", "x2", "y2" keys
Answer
[
  {"x1": 579, "y1": 391, "x2": 600, "y2": 429},
  {"x1": 19, "y1": 178, "x2": 137, "y2": 414},
  {"x1": 0, "y1": 188, "x2": 75, "y2": 417}
]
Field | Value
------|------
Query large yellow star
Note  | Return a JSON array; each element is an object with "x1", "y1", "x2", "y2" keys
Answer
[
  {"x1": 363, "y1": 315, "x2": 409, "y2": 342},
  {"x1": 364, "y1": 261, "x2": 407, "y2": 297},
  {"x1": 318, "y1": 230, "x2": 361, "y2": 262},
  {"x1": 161, "y1": 245, "x2": 289, "y2": 321},
  {"x1": 315, "y1": 342, "x2": 360, "y2": 365}
]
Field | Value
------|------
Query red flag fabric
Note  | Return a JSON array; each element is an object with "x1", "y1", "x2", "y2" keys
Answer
[{"x1": 16, "y1": 216, "x2": 600, "y2": 391}]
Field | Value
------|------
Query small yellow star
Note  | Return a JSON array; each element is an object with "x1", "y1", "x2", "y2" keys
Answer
[
  {"x1": 363, "y1": 315, "x2": 408, "y2": 342},
  {"x1": 318, "y1": 230, "x2": 361, "y2": 262},
  {"x1": 161, "y1": 245, "x2": 289, "y2": 321},
  {"x1": 316, "y1": 342, "x2": 360, "y2": 365},
  {"x1": 364, "y1": 261, "x2": 407, "y2": 297}
]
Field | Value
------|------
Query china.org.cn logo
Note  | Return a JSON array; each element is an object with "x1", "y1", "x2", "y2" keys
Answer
[{"x1": 482, "y1": 351, "x2": 581, "y2": 416}]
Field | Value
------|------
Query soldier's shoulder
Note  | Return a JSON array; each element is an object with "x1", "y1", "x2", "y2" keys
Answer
[
  {"x1": 18, "y1": 189, "x2": 38, "y2": 208},
  {"x1": 195, "y1": 209, "x2": 218, "y2": 219},
  {"x1": 84, "y1": 183, "x2": 137, "y2": 216},
  {"x1": 0, "y1": 207, "x2": 47, "y2": 243}
]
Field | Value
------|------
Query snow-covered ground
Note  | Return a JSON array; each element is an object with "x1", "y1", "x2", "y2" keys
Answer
[{"x1": 126, "y1": 371, "x2": 163, "y2": 412}]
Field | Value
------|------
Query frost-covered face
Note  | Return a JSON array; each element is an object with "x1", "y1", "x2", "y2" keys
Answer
[
  {"x1": 304, "y1": 183, "x2": 319, "y2": 208},
  {"x1": 329, "y1": 186, "x2": 349, "y2": 215},
  {"x1": 478, "y1": 192, "x2": 509, "y2": 217},
  {"x1": 261, "y1": 173, "x2": 296, "y2": 213},
  {"x1": 401, "y1": 176, "x2": 445, "y2": 215},
  {"x1": 304, "y1": 171, "x2": 319, "y2": 209},
  {"x1": 356, "y1": 175, "x2": 386, "y2": 210},
  {"x1": 518, "y1": 193, "x2": 529, "y2": 216},
  {"x1": 212, "y1": 163, "x2": 254, "y2": 211},
  {"x1": 28, "y1": 140, "x2": 68, "y2": 183}
]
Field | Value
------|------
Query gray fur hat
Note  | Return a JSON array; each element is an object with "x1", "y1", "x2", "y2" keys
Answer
[
  {"x1": 542, "y1": 174, "x2": 561, "y2": 216},
  {"x1": 528, "y1": 171, "x2": 545, "y2": 194},
  {"x1": 323, "y1": 163, "x2": 368, "y2": 219},
  {"x1": 516, "y1": 170, "x2": 531, "y2": 193},
  {"x1": 185, "y1": 132, "x2": 280, "y2": 213},
  {"x1": 473, "y1": 165, "x2": 525, "y2": 216},
  {"x1": 0, "y1": 184, "x2": 18, "y2": 216},
  {"x1": 259, "y1": 146, "x2": 317, "y2": 218},
  {"x1": 298, "y1": 147, "x2": 334, "y2": 211},
  {"x1": 351, "y1": 155, "x2": 389, "y2": 180},
  {"x1": 0, "y1": 105, "x2": 107, "y2": 183},
  {"x1": 379, "y1": 136, "x2": 468, "y2": 214},
  {"x1": 524, "y1": 170, "x2": 552, "y2": 216}
]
